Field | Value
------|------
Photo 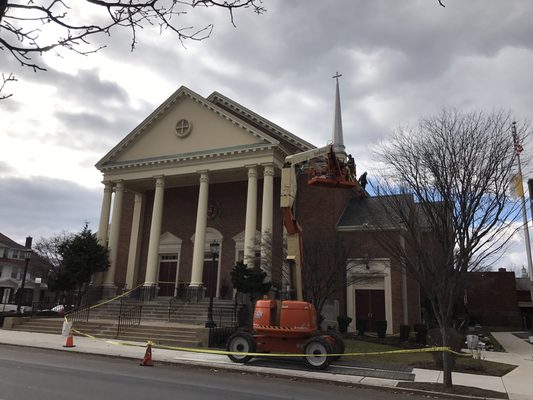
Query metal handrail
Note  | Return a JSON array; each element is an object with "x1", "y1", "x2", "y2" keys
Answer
[
  {"x1": 126, "y1": 285, "x2": 157, "y2": 302},
  {"x1": 117, "y1": 298, "x2": 142, "y2": 337},
  {"x1": 64, "y1": 303, "x2": 90, "y2": 323}
]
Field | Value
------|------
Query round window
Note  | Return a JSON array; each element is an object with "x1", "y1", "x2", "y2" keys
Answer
[{"x1": 175, "y1": 119, "x2": 192, "y2": 138}]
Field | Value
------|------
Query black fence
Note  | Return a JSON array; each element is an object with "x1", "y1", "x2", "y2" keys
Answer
[
  {"x1": 117, "y1": 298, "x2": 143, "y2": 337},
  {"x1": 65, "y1": 304, "x2": 91, "y2": 323},
  {"x1": 207, "y1": 304, "x2": 244, "y2": 348},
  {"x1": 127, "y1": 286, "x2": 157, "y2": 302},
  {"x1": 208, "y1": 326, "x2": 239, "y2": 348}
]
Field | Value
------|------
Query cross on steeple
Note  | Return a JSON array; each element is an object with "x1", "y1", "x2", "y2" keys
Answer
[{"x1": 332, "y1": 72, "x2": 342, "y2": 82}]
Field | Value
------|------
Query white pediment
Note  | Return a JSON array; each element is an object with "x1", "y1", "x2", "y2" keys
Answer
[
  {"x1": 159, "y1": 232, "x2": 182, "y2": 254},
  {"x1": 97, "y1": 87, "x2": 279, "y2": 169}
]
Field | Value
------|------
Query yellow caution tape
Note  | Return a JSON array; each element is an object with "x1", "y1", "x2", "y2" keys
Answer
[
  {"x1": 64, "y1": 284, "x2": 471, "y2": 359},
  {"x1": 68, "y1": 327, "x2": 471, "y2": 358}
]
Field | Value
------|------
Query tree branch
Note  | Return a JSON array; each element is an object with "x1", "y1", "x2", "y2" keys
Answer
[{"x1": 0, "y1": 1, "x2": 265, "y2": 70}]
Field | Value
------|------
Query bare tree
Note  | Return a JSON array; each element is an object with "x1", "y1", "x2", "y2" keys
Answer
[
  {"x1": 302, "y1": 231, "x2": 367, "y2": 325},
  {"x1": 0, "y1": 1, "x2": 265, "y2": 71},
  {"x1": 34, "y1": 230, "x2": 74, "y2": 272},
  {"x1": 373, "y1": 109, "x2": 528, "y2": 388},
  {"x1": 0, "y1": 72, "x2": 16, "y2": 99}
]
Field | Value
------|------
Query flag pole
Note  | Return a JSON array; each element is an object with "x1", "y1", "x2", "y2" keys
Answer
[{"x1": 512, "y1": 122, "x2": 533, "y2": 285}]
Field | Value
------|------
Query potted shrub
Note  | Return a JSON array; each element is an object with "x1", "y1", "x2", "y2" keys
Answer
[
  {"x1": 376, "y1": 320, "x2": 387, "y2": 338},
  {"x1": 337, "y1": 315, "x2": 352, "y2": 333},
  {"x1": 399, "y1": 324, "x2": 411, "y2": 341},
  {"x1": 414, "y1": 323, "x2": 428, "y2": 345},
  {"x1": 356, "y1": 318, "x2": 368, "y2": 336}
]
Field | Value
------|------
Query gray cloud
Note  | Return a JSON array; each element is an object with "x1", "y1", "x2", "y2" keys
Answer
[
  {"x1": 0, "y1": 176, "x2": 101, "y2": 242},
  {"x1": 0, "y1": 161, "x2": 14, "y2": 174},
  {"x1": 1, "y1": 0, "x2": 533, "y2": 267}
]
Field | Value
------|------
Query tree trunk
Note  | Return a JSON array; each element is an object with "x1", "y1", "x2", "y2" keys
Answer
[{"x1": 440, "y1": 326, "x2": 453, "y2": 388}]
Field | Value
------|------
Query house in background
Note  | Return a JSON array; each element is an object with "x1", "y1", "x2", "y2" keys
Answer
[{"x1": 0, "y1": 233, "x2": 48, "y2": 308}]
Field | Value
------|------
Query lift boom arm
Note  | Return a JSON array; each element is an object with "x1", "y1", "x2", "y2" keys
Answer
[{"x1": 280, "y1": 145, "x2": 357, "y2": 300}]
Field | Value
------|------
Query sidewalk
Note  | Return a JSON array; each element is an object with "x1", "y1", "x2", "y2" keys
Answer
[{"x1": 0, "y1": 328, "x2": 530, "y2": 399}]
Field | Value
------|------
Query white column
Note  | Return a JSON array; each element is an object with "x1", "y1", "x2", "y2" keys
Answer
[
  {"x1": 103, "y1": 180, "x2": 124, "y2": 287},
  {"x1": 243, "y1": 165, "x2": 258, "y2": 266},
  {"x1": 97, "y1": 182, "x2": 113, "y2": 246},
  {"x1": 145, "y1": 176, "x2": 165, "y2": 286},
  {"x1": 190, "y1": 171, "x2": 210, "y2": 286},
  {"x1": 125, "y1": 192, "x2": 144, "y2": 290},
  {"x1": 94, "y1": 182, "x2": 113, "y2": 286},
  {"x1": 260, "y1": 164, "x2": 274, "y2": 276}
]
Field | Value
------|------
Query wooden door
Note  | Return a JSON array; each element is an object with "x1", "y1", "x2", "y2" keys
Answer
[
  {"x1": 158, "y1": 261, "x2": 177, "y2": 297},
  {"x1": 355, "y1": 289, "x2": 386, "y2": 331}
]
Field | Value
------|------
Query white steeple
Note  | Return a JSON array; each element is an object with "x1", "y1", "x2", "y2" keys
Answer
[{"x1": 332, "y1": 72, "x2": 346, "y2": 159}]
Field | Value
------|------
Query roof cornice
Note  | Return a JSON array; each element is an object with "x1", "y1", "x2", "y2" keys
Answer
[
  {"x1": 207, "y1": 91, "x2": 316, "y2": 152},
  {"x1": 100, "y1": 142, "x2": 277, "y2": 172}
]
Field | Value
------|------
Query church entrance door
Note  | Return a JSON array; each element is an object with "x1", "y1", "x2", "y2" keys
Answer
[
  {"x1": 158, "y1": 256, "x2": 178, "y2": 297},
  {"x1": 355, "y1": 289, "x2": 386, "y2": 332}
]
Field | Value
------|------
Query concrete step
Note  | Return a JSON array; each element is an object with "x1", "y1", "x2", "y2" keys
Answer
[{"x1": 10, "y1": 317, "x2": 203, "y2": 347}]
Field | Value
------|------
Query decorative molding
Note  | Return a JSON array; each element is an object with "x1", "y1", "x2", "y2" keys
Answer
[
  {"x1": 263, "y1": 164, "x2": 275, "y2": 177},
  {"x1": 247, "y1": 166, "x2": 258, "y2": 179},
  {"x1": 114, "y1": 180, "x2": 124, "y2": 191},
  {"x1": 99, "y1": 142, "x2": 276, "y2": 172},
  {"x1": 154, "y1": 175, "x2": 165, "y2": 188},
  {"x1": 102, "y1": 182, "x2": 114, "y2": 192},
  {"x1": 199, "y1": 172, "x2": 209, "y2": 184}
]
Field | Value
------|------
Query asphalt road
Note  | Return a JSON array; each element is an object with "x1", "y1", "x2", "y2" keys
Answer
[{"x1": 0, "y1": 345, "x2": 426, "y2": 400}]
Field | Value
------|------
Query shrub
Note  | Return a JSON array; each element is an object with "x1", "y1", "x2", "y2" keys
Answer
[
  {"x1": 376, "y1": 320, "x2": 387, "y2": 338},
  {"x1": 356, "y1": 318, "x2": 368, "y2": 336},
  {"x1": 400, "y1": 324, "x2": 411, "y2": 341},
  {"x1": 337, "y1": 315, "x2": 352, "y2": 333}
]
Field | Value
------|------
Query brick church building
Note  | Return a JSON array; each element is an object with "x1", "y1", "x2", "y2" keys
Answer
[{"x1": 94, "y1": 84, "x2": 421, "y2": 334}]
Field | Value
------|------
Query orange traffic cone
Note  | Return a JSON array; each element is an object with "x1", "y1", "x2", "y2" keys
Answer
[
  {"x1": 140, "y1": 341, "x2": 154, "y2": 366},
  {"x1": 63, "y1": 329, "x2": 76, "y2": 348}
]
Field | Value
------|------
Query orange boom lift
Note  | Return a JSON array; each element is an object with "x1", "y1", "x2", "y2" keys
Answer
[{"x1": 226, "y1": 145, "x2": 361, "y2": 369}]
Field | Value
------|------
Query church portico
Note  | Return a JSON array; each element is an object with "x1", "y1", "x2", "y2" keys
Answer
[{"x1": 94, "y1": 86, "x2": 313, "y2": 300}]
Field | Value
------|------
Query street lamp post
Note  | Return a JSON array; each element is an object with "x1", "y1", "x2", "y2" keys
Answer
[
  {"x1": 16, "y1": 236, "x2": 33, "y2": 314},
  {"x1": 205, "y1": 240, "x2": 219, "y2": 328}
]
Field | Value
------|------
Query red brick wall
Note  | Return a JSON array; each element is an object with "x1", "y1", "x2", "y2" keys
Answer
[
  {"x1": 464, "y1": 271, "x2": 521, "y2": 328},
  {"x1": 115, "y1": 177, "x2": 284, "y2": 295}
]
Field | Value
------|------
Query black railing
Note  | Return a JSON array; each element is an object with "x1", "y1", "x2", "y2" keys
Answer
[
  {"x1": 117, "y1": 298, "x2": 142, "y2": 337},
  {"x1": 207, "y1": 304, "x2": 243, "y2": 348},
  {"x1": 127, "y1": 285, "x2": 157, "y2": 302},
  {"x1": 65, "y1": 304, "x2": 90, "y2": 323},
  {"x1": 168, "y1": 296, "x2": 187, "y2": 321},
  {"x1": 208, "y1": 326, "x2": 239, "y2": 348},
  {"x1": 174, "y1": 283, "x2": 189, "y2": 299}
]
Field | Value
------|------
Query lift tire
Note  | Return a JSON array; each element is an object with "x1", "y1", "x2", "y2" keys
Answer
[
  {"x1": 303, "y1": 337, "x2": 333, "y2": 370},
  {"x1": 226, "y1": 332, "x2": 256, "y2": 364},
  {"x1": 325, "y1": 331, "x2": 345, "y2": 361}
]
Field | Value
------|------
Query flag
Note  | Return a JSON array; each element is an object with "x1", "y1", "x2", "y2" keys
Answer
[{"x1": 510, "y1": 173, "x2": 524, "y2": 198}]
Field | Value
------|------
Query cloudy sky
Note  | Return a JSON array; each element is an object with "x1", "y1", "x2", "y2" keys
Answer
[{"x1": 1, "y1": 0, "x2": 532, "y2": 272}]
